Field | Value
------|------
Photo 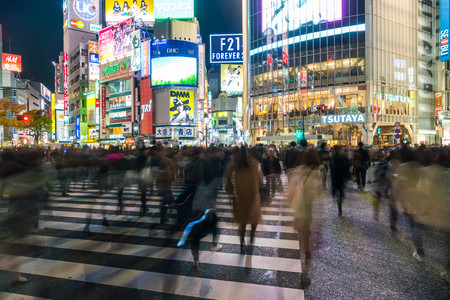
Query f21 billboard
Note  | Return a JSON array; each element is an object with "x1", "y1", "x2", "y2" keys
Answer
[
  {"x1": 210, "y1": 34, "x2": 243, "y2": 64},
  {"x1": 151, "y1": 39, "x2": 198, "y2": 88},
  {"x1": 63, "y1": 0, "x2": 102, "y2": 33}
]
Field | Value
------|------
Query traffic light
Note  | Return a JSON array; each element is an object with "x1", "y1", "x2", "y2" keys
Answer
[
  {"x1": 377, "y1": 127, "x2": 381, "y2": 135},
  {"x1": 17, "y1": 114, "x2": 30, "y2": 121},
  {"x1": 296, "y1": 128, "x2": 304, "y2": 139}
]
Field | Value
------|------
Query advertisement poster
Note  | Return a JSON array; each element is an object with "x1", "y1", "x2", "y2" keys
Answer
[
  {"x1": 169, "y1": 90, "x2": 194, "y2": 124},
  {"x1": 87, "y1": 92, "x2": 96, "y2": 124},
  {"x1": 262, "y1": 0, "x2": 342, "y2": 35},
  {"x1": 2, "y1": 53, "x2": 22, "y2": 72},
  {"x1": 99, "y1": 18, "x2": 134, "y2": 62},
  {"x1": 154, "y1": 0, "x2": 193, "y2": 19},
  {"x1": 221, "y1": 64, "x2": 243, "y2": 95},
  {"x1": 151, "y1": 39, "x2": 198, "y2": 87},
  {"x1": 64, "y1": 0, "x2": 101, "y2": 34},
  {"x1": 300, "y1": 71, "x2": 307, "y2": 88},
  {"x1": 140, "y1": 39, "x2": 150, "y2": 77},
  {"x1": 105, "y1": 0, "x2": 154, "y2": 25},
  {"x1": 40, "y1": 84, "x2": 51, "y2": 100},
  {"x1": 140, "y1": 78, "x2": 153, "y2": 134}
]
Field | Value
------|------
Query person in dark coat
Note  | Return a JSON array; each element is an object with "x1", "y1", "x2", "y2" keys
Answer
[
  {"x1": 330, "y1": 145, "x2": 350, "y2": 216},
  {"x1": 261, "y1": 148, "x2": 282, "y2": 197},
  {"x1": 353, "y1": 142, "x2": 370, "y2": 190}
]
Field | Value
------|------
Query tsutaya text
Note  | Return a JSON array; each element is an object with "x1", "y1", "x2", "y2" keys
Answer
[{"x1": 321, "y1": 114, "x2": 366, "y2": 124}]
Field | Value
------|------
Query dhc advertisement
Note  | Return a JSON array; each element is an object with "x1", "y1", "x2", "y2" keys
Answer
[{"x1": 151, "y1": 39, "x2": 198, "y2": 88}]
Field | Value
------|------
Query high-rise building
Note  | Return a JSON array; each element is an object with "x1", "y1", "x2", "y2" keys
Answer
[{"x1": 244, "y1": 0, "x2": 440, "y2": 145}]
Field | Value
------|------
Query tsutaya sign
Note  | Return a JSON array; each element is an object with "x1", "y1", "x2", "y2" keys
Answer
[
  {"x1": 375, "y1": 92, "x2": 411, "y2": 104},
  {"x1": 321, "y1": 114, "x2": 366, "y2": 124}
]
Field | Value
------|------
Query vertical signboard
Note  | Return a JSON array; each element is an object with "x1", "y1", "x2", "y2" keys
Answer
[
  {"x1": 55, "y1": 63, "x2": 64, "y2": 94},
  {"x1": 76, "y1": 116, "x2": 80, "y2": 139},
  {"x1": 131, "y1": 30, "x2": 141, "y2": 72},
  {"x1": 63, "y1": 52, "x2": 69, "y2": 116},
  {"x1": 101, "y1": 86, "x2": 107, "y2": 134},
  {"x1": 140, "y1": 39, "x2": 150, "y2": 77},
  {"x1": 198, "y1": 44, "x2": 205, "y2": 100},
  {"x1": 88, "y1": 41, "x2": 100, "y2": 80},
  {"x1": 140, "y1": 78, "x2": 153, "y2": 135},
  {"x1": 441, "y1": 0, "x2": 450, "y2": 61}
]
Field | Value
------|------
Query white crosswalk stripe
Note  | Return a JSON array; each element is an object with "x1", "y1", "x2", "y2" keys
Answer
[{"x1": 0, "y1": 175, "x2": 304, "y2": 299}]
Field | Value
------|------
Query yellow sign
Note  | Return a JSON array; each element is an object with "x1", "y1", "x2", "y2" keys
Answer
[
  {"x1": 221, "y1": 64, "x2": 243, "y2": 94},
  {"x1": 169, "y1": 90, "x2": 194, "y2": 124},
  {"x1": 113, "y1": 127, "x2": 123, "y2": 135}
]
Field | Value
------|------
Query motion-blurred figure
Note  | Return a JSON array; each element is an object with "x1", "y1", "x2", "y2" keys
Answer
[
  {"x1": 227, "y1": 146, "x2": 263, "y2": 253},
  {"x1": 330, "y1": 145, "x2": 350, "y2": 216},
  {"x1": 288, "y1": 149, "x2": 322, "y2": 287},
  {"x1": 261, "y1": 148, "x2": 282, "y2": 198},
  {"x1": 353, "y1": 142, "x2": 370, "y2": 190}
]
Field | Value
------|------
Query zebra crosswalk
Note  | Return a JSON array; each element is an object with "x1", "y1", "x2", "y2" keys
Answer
[{"x1": 0, "y1": 175, "x2": 305, "y2": 299}]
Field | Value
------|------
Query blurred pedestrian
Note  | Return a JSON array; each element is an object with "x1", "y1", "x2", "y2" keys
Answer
[
  {"x1": 261, "y1": 148, "x2": 282, "y2": 198},
  {"x1": 226, "y1": 146, "x2": 263, "y2": 253},
  {"x1": 353, "y1": 142, "x2": 370, "y2": 190},
  {"x1": 287, "y1": 149, "x2": 322, "y2": 287},
  {"x1": 330, "y1": 145, "x2": 350, "y2": 216}
]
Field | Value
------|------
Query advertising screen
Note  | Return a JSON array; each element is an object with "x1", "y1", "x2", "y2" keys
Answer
[
  {"x1": 64, "y1": 0, "x2": 101, "y2": 34},
  {"x1": 99, "y1": 18, "x2": 134, "y2": 62},
  {"x1": 154, "y1": 0, "x2": 193, "y2": 19},
  {"x1": 169, "y1": 90, "x2": 194, "y2": 124},
  {"x1": 262, "y1": 0, "x2": 342, "y2": 35},
  {"x1": 40, "y1": 84, "x2": 51, "y2": 100},
  {"x1": 2, "y1": 53, "x2": 22, "y2": 72},
  {"x1": 210, "y1": 34, "x2": 243, "y2": 64},
  {"x1": 151, "y1": 39, "x2": 198, "y2": 87},
  {"x1": 221, "y1": 64, "x2": 243, "y2": 95},
  {"x1": 441, "y1": 0, "x2": 450, "y2": 61},
  {"x1": 140, "y1": 39, "x2": 151, "y2": 77},
  {"x1": 105, "y1": 0, "x2": 154, "y2": 25}
]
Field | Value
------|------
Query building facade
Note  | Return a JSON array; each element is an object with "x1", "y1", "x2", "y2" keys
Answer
[{"x1": 247, "y1": 0, "x2": 422, "y2": 145}]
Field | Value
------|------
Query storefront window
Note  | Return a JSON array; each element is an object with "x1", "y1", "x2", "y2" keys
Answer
[{"x1": 107, "y1": 79, "x2": 132, "y2": 96}]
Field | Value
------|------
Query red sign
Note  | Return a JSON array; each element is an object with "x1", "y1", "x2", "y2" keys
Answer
[
  {"x1": 436, "y1": 109, "x2": 442, "y2": 116},
  {"x1": 63, "y1": 52, "x2": 68, "y2": 116},
  {"x1": 2, "y1": 53, "x2": 22, "y2": 72},
  {"x1": 101, "y1": 86, "x2": 107, "y2": 134},
  {"x1": 140, "y1": 78, "x2": 153, "y2": 135},
  {"x1": 282, "y1": 51, "x2": 289, "y2": 66},
  {"x1": 300, "y1": 71, "x2": 307, "y2": 88}
]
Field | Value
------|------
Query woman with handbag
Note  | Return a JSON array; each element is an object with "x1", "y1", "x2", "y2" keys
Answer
[
  {"x1": 226, "y1": 146, "x2": 263, "y2": 253},
  {"x1": 287, "y1": 149, "x2": 322, "y2": 287}
]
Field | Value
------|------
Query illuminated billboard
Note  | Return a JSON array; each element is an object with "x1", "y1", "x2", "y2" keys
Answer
[
  {"x1": 64, "y1": 0, "x2": 101, "y2": 34},
  {"x1": 154, "y1": 0, "x2": 193, "y2": 19},
  {"x1": 221, "y1": 64, "x2": 243, "y2": 95},
  {"x1": 140, "y1": 39, "x2": 151, "y2": 77},
  {"x1": 151, "y1": 39, "x2": 198, "y2": 87},
  {"x1": 88, "y1": 41, "x2": 100, "y2": 80},
  {"x1": 40, "y1": 84, "x2": 51, "y2": 101},
  {"x1": 2, "y1": 53, "x2": 22, "y2": 72},
  {"x1": 169, "y1": 90, "x2": 194, "y2": 124},
  {"x1": 140, "y1": 78, "x2": 153, "y2": 134},
  {"x1": 210, "y1": 34, "x2": 243, "y2": 64},
  {"x1": 105, "y1": 0, "x2": 154, "y2": 25},
  {"x1": 99, "y1": 18, "x2": 134, "y2": 62},
  {"x1": 441, "y1": 0, "x2": 450, "y2": 61},
  {"x1": 262, "y1": 0, "x2": 342, "y2": 35}
]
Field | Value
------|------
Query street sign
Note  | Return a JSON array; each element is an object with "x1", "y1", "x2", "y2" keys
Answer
[
  {"x1": 395, "y1": 129, "x2": 401, "y2": 134},
  {"x1": 390, "y1": 129, "x2": 395, "y2": 133},
  {"x1": 395, "y1": 122, "x2": 400, "y2": 127},
  {"x1": 395, "y1": 134, "x2": 401, "y2": 139},
  {"x1": 298, "y1": 121, "x2": 303, "y2": 126},
  {"x1": 6, "y1": 110, "x2": 11, "y2": 120}
]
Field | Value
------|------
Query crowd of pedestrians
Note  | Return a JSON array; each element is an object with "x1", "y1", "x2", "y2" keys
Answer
[{"x1": 0, "y1": 141, "x2": 449, "y2": 289}]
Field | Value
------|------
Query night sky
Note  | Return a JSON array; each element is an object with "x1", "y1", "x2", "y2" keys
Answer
[{"x1": 0, "y1": 0, "x2": 241, "y2": 92}]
